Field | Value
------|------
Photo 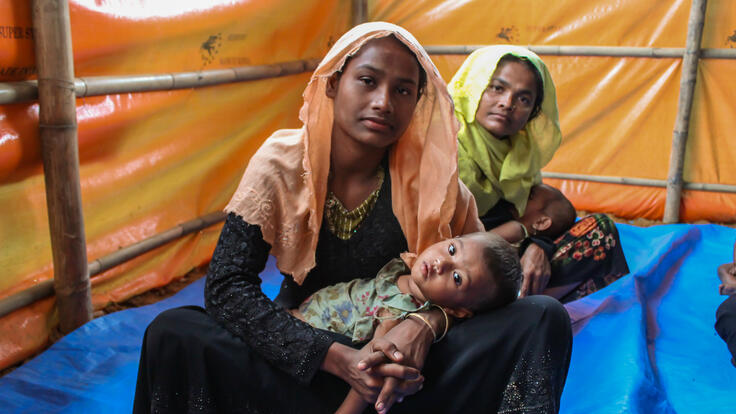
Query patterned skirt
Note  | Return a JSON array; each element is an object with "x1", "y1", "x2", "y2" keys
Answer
[
  {"x1": 548, "y1": 213, "x2": 629, "y2": 303},
  {"x1": 481, "y1": 202, "x2": 629, "y2": 304}
]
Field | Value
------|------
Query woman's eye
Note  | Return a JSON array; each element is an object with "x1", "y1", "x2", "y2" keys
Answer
[
  {"x1": 520, "y1": 96, "x2": 531, "y2": 105},
  {"x1": 359, "y1": 77, "x2": 374, "y2": 85},
  {"x1": 448, "y1": 243, "x2": 456, "y2": 256},
  {"x1": 492, "y1": 84, "x2": 503, "y2": 93},
  {"x1": 453, "y1": 271, "x2": 462, "y2": 286}
]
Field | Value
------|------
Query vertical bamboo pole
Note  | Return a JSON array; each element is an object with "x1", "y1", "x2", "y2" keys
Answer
[
  {"x1": 663, "y1": 0, "x2": 708, "y2": 223},
  {"x1": 31, "y1": 0, "x2": 92, "y2": 332},
  {"x1": 352, "y1": 0, "x2": 367, "y2": 27}
]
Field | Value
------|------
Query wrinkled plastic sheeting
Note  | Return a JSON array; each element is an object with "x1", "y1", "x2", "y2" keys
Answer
[
  {"x1": 0, "y1": 256, "x2": 282, "y2": 413},
  {"x1": 1, "y1": 225, "x2": 736, "y2": 413},
  {"x1": 562, "y1": 223, "x2": 736, "y2": 413},
  {"x1": 0, "y1": 0, "x2": 350, "y2": 371},
  {"x1": 373, "y1": 0, "x2": 736, "y2": 223}
]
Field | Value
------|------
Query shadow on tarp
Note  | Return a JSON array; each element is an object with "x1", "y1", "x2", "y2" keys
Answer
[
  {"x1": 562, "y1": 223, "x2": 736, "y2": 414},
  {"x1": 1, "y1": 225, "x2": 735, "y2": 413}
]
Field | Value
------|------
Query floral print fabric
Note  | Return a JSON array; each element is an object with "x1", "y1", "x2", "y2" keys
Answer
[
  {"x1": 550, "y1": 213, "x2": 630, "y2": 303},
  {"x1": 297, "y1": 258, "x2": 426, "y2": 343}
]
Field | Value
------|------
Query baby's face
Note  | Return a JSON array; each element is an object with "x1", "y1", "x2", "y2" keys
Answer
[{"x1": 409, "y1": 234, "x2": 495, "y2": 310}]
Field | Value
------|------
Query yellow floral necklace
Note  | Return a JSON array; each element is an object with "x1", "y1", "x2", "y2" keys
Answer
[{"x1": 324, "y1": 167, "x2": 385, "y2": 240}]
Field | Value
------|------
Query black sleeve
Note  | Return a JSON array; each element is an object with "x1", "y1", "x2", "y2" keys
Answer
[
  {"x1": 204, "y1": 212, "x2": 342, "y2": 385},
  {"x1": 520, "y1": 236, "x2": 556, "y2": 260}
]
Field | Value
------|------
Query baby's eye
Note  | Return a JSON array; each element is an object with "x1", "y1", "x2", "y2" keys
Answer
[
  {"x1": 448, "y1": 243, "x2": 456, "y2": 256},
  {"x1": 519, "y1": 96, "x2": 531, "y2": 105},
  {"x1": 453, "y1": 271, "x2": 462, "y2": 286}
]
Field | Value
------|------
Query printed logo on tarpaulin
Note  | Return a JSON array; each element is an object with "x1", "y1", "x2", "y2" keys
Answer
[
  {"x1": 496, "y1": 26, "x2": 519, "y2": 43},
  {"x1": 200, "y1": 33, "x2": 222, "y2": 66},
  {"x1": 727, "y1": 29, "x2": 736, "y2": 48}
]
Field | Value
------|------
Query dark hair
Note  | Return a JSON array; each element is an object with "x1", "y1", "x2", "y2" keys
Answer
[
  {"x1": 471, "y1": 232, "x2": 523, "y2": 312},
  {"x1": 497, "y1": 54, "x2": 544, "y2": 121},
  {"x1": 540, "y1": 188, "x2": 577, "y2": 239},
  {"x1": 334, "y1": 34, "x2": 427, "y2": 100}
]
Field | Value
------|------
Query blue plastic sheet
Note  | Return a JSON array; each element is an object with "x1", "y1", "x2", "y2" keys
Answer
[{"x1": 1, "y1": 224, "x2": 735, "y2": 413}]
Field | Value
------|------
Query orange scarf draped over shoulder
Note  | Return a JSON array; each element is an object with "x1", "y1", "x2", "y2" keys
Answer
[{"x1": 225, "y1": 22, "x2": 482, "y2": 284}]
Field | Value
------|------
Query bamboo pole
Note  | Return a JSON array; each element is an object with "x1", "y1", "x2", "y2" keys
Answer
[
  {"x1": 663, "y1": 0, "x2": 708, "y2": 223},
  {"x1": 352, "y1": 0, "x2": 367, "y2": 26},
  {"x1": 0, "y1": 211, "x2": 226, "y2": 319},
  {"x1": 0, "y1": 59, "x2": 320, "y2": 105},
  {"x1": 541, "y1": 172, "x2": 736, "y2": 194},
  {"x1": 86, "y1": 211, "x2": 226, "y2": 276},
  {"x1": 423, "y1": 45, "x2": 736, "y2": 59},
  {"x1": 32, "y1": 0, "x2": 91, "y2": 333},
  {"x1": 4, "y1": 46, "x2": 736, "y2": 105}
]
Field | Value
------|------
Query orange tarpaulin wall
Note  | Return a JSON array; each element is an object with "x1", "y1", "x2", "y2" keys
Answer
[{"x1": 0, "y1": 0, "x2": 734, "y2": 370}]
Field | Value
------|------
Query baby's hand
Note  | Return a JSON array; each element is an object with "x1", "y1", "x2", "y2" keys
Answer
[{"x1": 717, "y1": 263, "x2": 736, "y2": 296}]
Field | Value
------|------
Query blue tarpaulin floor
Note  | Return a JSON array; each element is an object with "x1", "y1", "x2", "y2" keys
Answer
[{"x1": 1, "y1": 223, "x2": 735, "y2": 413}]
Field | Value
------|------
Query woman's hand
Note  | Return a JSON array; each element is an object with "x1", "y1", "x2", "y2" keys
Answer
[
  {"x1": 718, "y1": 263, "x2": 736, "y2": 296},
  {"x1": 357, "y1": 337, "x2": 425, "y2": 413},
  {"x1": 321, "y1": 341, "x2": 421, "y2": 406},
  {"x1": 520, "y1": 243, "x2": 551, "y2": 297},
  {"x1": 358, "y1": 313, "x2": 438, "y2": 413}
]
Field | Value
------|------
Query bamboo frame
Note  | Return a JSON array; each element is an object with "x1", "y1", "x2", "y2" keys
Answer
[
  {"x1": 0, "y1": 212, "x2": 226, "y2": 319},
  {"x1": 3, "y1": 47, "x2": 735, "y2": 105},
  {"x1": 0, "y1": 59, "x2": 320, "y2": 105},
  {"x1": 0, "y1": 3, "x2": 729, "y2": 320},
  {"x1": 663, "y1": 0, "x2": 708, "y2": 223},
  {"x1": 352, "y1": 0, "x2": 367, "y2": 26},
  {"x1": 423, "y1": 45, "x2": 736, "y2": 59},
  {"x1": 542, "y1": 172, "x2": 736, "y2": 194},
  {"x1": 32, "y1": 0, "x2": 92, "y2": 333}
]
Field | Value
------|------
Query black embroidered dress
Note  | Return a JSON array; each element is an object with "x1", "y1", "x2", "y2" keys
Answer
[{"x1": 133, "y1": 170, "x2": 572, "y2": 414}]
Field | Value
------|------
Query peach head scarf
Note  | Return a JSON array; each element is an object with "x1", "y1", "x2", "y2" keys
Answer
[{"x1": 225, "y1": 22, "x2": 482, "y2": 284}]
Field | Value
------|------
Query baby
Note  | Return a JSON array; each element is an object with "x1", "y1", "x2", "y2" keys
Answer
[
  {"x1": 491, "y1": 183, "x2": 577, "y2": 245},
  {"x1": 289, "y1": 232, "x2": 522, "y2": 414}
]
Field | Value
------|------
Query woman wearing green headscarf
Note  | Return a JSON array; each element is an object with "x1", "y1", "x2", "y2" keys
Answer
[{"x1": 449, "y1": 45, "x2": 629, "y2": 302}]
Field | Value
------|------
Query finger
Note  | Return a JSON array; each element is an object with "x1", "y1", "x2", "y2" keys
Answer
[
  {"x1": 358, "y1": 350, "x2": 391, "y2": 371},
  {"x1": 371, "y1": 338, "x2": 404, "y2": 362},
  {"x1": 529, "y1": 275, "x2": 539, "y2": 295},
  {"x1": 375, "y1": 377, "x2": 401, "y2": 414},
  {"x1": 394, "y1": 375, "x2": 424, "y2": 396},
  {"x1": 519, "y1": 271, "x2": 530, "y2": 297},
  {"x1": 370, "y1": 362, "x2": 421, "y2": 380},
  {"x1": 534, "y1": 271, "x2": 550, "y2": 295},
  {"x1": 540, "y1": 275, "x2": 551, "y2": 295}
]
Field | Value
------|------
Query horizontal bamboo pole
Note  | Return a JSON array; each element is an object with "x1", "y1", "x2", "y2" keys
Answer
[
  {"x1": 3, "y1": 46, "x2": 735, "y2": 106},
  {"x1": 0, "y1": 211, "x2": 226, "y2": 319},
  {"x1": 0, "y1": 59, "x2": 320, "y2": 105},
  {"x1": 424, "y1": 45, "x2": 736, "y2": 59},
  {"x1": 542, "y1": 172, "x2": 736, "y2": 194},
  {"x1": 0, "y1": 281, "x2": 55, "y2": 320},
  {"x1": 87, "y1": 211, "x2": 226, "y2": 276}
]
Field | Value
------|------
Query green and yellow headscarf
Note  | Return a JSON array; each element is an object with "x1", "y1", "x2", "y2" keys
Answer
[{"x1": 449, "y1": 45, "x2": 561, "y2": 217}]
